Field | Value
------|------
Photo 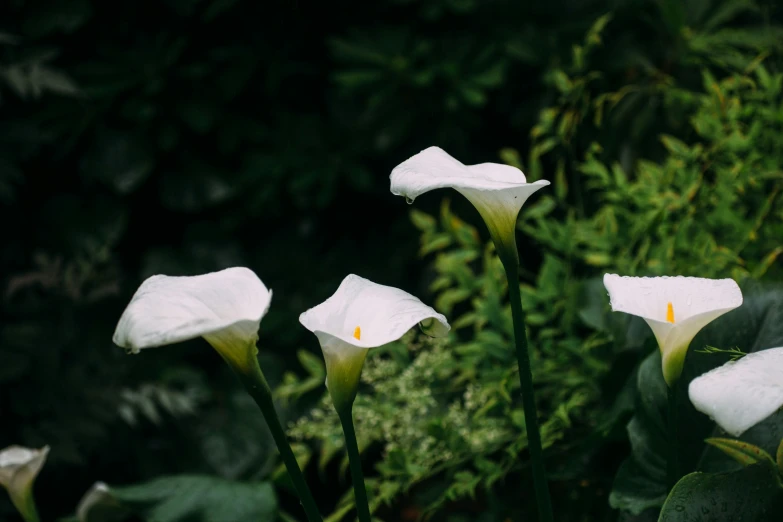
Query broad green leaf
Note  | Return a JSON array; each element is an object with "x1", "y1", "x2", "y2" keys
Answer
[
  {"x1": 611, "y1": 458, "x2": 668, "y2": 514},
  {"x1": 658, "y1": 462, "x2": 783, "y2": 522},
  {"x1": 116, "y1": 476, "x2": 276, "y2": 520},
  {"x1": 79, "y1": 475, "x2": 277, "y2": 522}
]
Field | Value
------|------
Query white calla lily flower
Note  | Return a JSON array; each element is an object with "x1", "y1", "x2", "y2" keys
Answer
[
  {"x1": 390, "y1": 146, "x2": 549, "y2": 260},
  {"x1": 113, "y1": 267, "x2": 272, "y2": 371},
  {"x1": 0, "y1": 445, "x2": 49, "y2": 521},
  {"x1": 113, "y1": 268, "x2": 325, "y2": 518},
  {"x1": 689, "y1": 347, "x2": 783, "y2": 437},
  {"x1": 299, "y1": 274, "x2": 450, "y2": 410},
  {"x1": 603, "y1": 274, "x2": 743, "y2": 386}
]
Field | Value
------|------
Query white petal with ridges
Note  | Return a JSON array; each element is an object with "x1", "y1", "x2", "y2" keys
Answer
[
  {"x1": 689, "y1": 347, "x2": 783, "y2": 437},
  {"x1": 390, "y1": 147, "x2": 549, "y2": 254},
  {"x1": 603, "y1": 274, "x2": 743, "y2": 386},
  {"x1": 113, "y1": 267, "x2": 271, "y2": 353}
]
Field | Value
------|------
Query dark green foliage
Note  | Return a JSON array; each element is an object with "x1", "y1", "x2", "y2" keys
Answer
[
  {"x1": 282, "y1": 203, "x2": 613, "y2": 519},
  {"x1": 1, "y1": 0, "x2": 782, "y2": 520},
  {"x1": 280, "y1": 3, "x2": 783, "y2": 518}
]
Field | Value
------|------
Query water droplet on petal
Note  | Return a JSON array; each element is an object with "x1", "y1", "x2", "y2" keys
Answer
[{"x1": 405, "y1": 196, "x2": 414, "y2": 205}]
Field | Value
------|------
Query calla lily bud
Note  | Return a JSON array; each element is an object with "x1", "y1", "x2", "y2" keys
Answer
[
  {"x1": 0, "y1": 445, "x2": 49, "y2": 522},
  {"x1": 113, "y1": 267, "x2": 272, "y2": 373},
  {"x1": 689, "y1": 347, "x2": 783, "y2": 437},
  {"x1": 76, "y1": 481, "x2": 110, "y2": 522},
  {"x1": 603, "y1": 274, "x2": 743, "y2": 387},
  {"x1": 391, "y1": 146, "x2": 549, "y2": 262},
  {"x1": 75, "y1": 481, "x2": 130, "y2": 522},
  {"x1": 299, "y1": 274, "x2": 450, "y2": 412}
]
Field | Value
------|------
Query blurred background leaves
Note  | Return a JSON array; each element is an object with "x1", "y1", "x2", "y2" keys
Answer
[{"x1": 0, "y1": 0, "x2": 781, "y2": 520}]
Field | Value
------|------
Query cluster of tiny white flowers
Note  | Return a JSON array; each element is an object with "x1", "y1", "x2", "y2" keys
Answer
[{"x1": 287, "y1": 335, "x2": 522, "y2": 482}]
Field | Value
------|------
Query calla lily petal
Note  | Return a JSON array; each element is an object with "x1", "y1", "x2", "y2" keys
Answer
[
  {"x1": 0, "y1": 445, "x2": 49, "y2": 520},
  {"x1": 300, "y1": 274, "x2": 450, "y2": 409},
  {"x1": 390, "y1": 146, "x2": 549, "y2": 257},
  {"x1": 299, "y1": 274, "x2": 449, "y2": 349},
  {"x1": 603, "y1": 274, "x2": 743, "y2": 386},
  {"x1": 113, "y1": 267, "x2": 272, "y2": 369},
  {"x1": 689, "y1": 347, "x2": 783, "y2": 437}
]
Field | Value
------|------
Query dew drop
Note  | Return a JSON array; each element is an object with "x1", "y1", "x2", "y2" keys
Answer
[{"x1": 405, "y1": 196, "x2": 415, "y2": 205}]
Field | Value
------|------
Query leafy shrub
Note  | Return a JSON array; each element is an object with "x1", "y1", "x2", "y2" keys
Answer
[
  {"x1": 1, "y1": 0, "x2": 782, "y2": 520},
  {"x1": 279, "y1": 13, "x2": 783, "y2": 520},
  {"x1": 282, "y1": 199, "x2": 608, "y2": 519}
]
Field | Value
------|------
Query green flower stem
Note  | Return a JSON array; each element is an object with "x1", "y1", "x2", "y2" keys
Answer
[
  {"x1": 230, "y1": 351, "x2": 323, "y2": 522},
  {"x1": 337, "y1": 406, "x2": 372, "y2": 522},
  {"x1": 12, "y1": 491, "x2": 40, "y2": 522},
  {"x1": 667, "y1": 385, "x2": 680, "y2": 489},
  {"x1": 501, "y1": 256, "x2": 554, "y2": 522}
]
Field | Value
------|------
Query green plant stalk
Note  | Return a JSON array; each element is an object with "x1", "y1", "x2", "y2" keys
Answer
[
  {"x1": 24, "y1": 506, "x2": 40, "y2": 522},
  {"x1": 11, "y1": 490, "x2": 40, "y2": 522},
  {"x1": 230, "y1": 351, "x2": 323, "y2": 522},
  {"x1": 501, "y1": 256, "x2": 554, "y2": 522},
  {"x1": 337, "y1": 407, "x2": 372, "y2": 522},
  {"x1": 667, "y1": 385, "x2": 680, "y2": 489}
]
